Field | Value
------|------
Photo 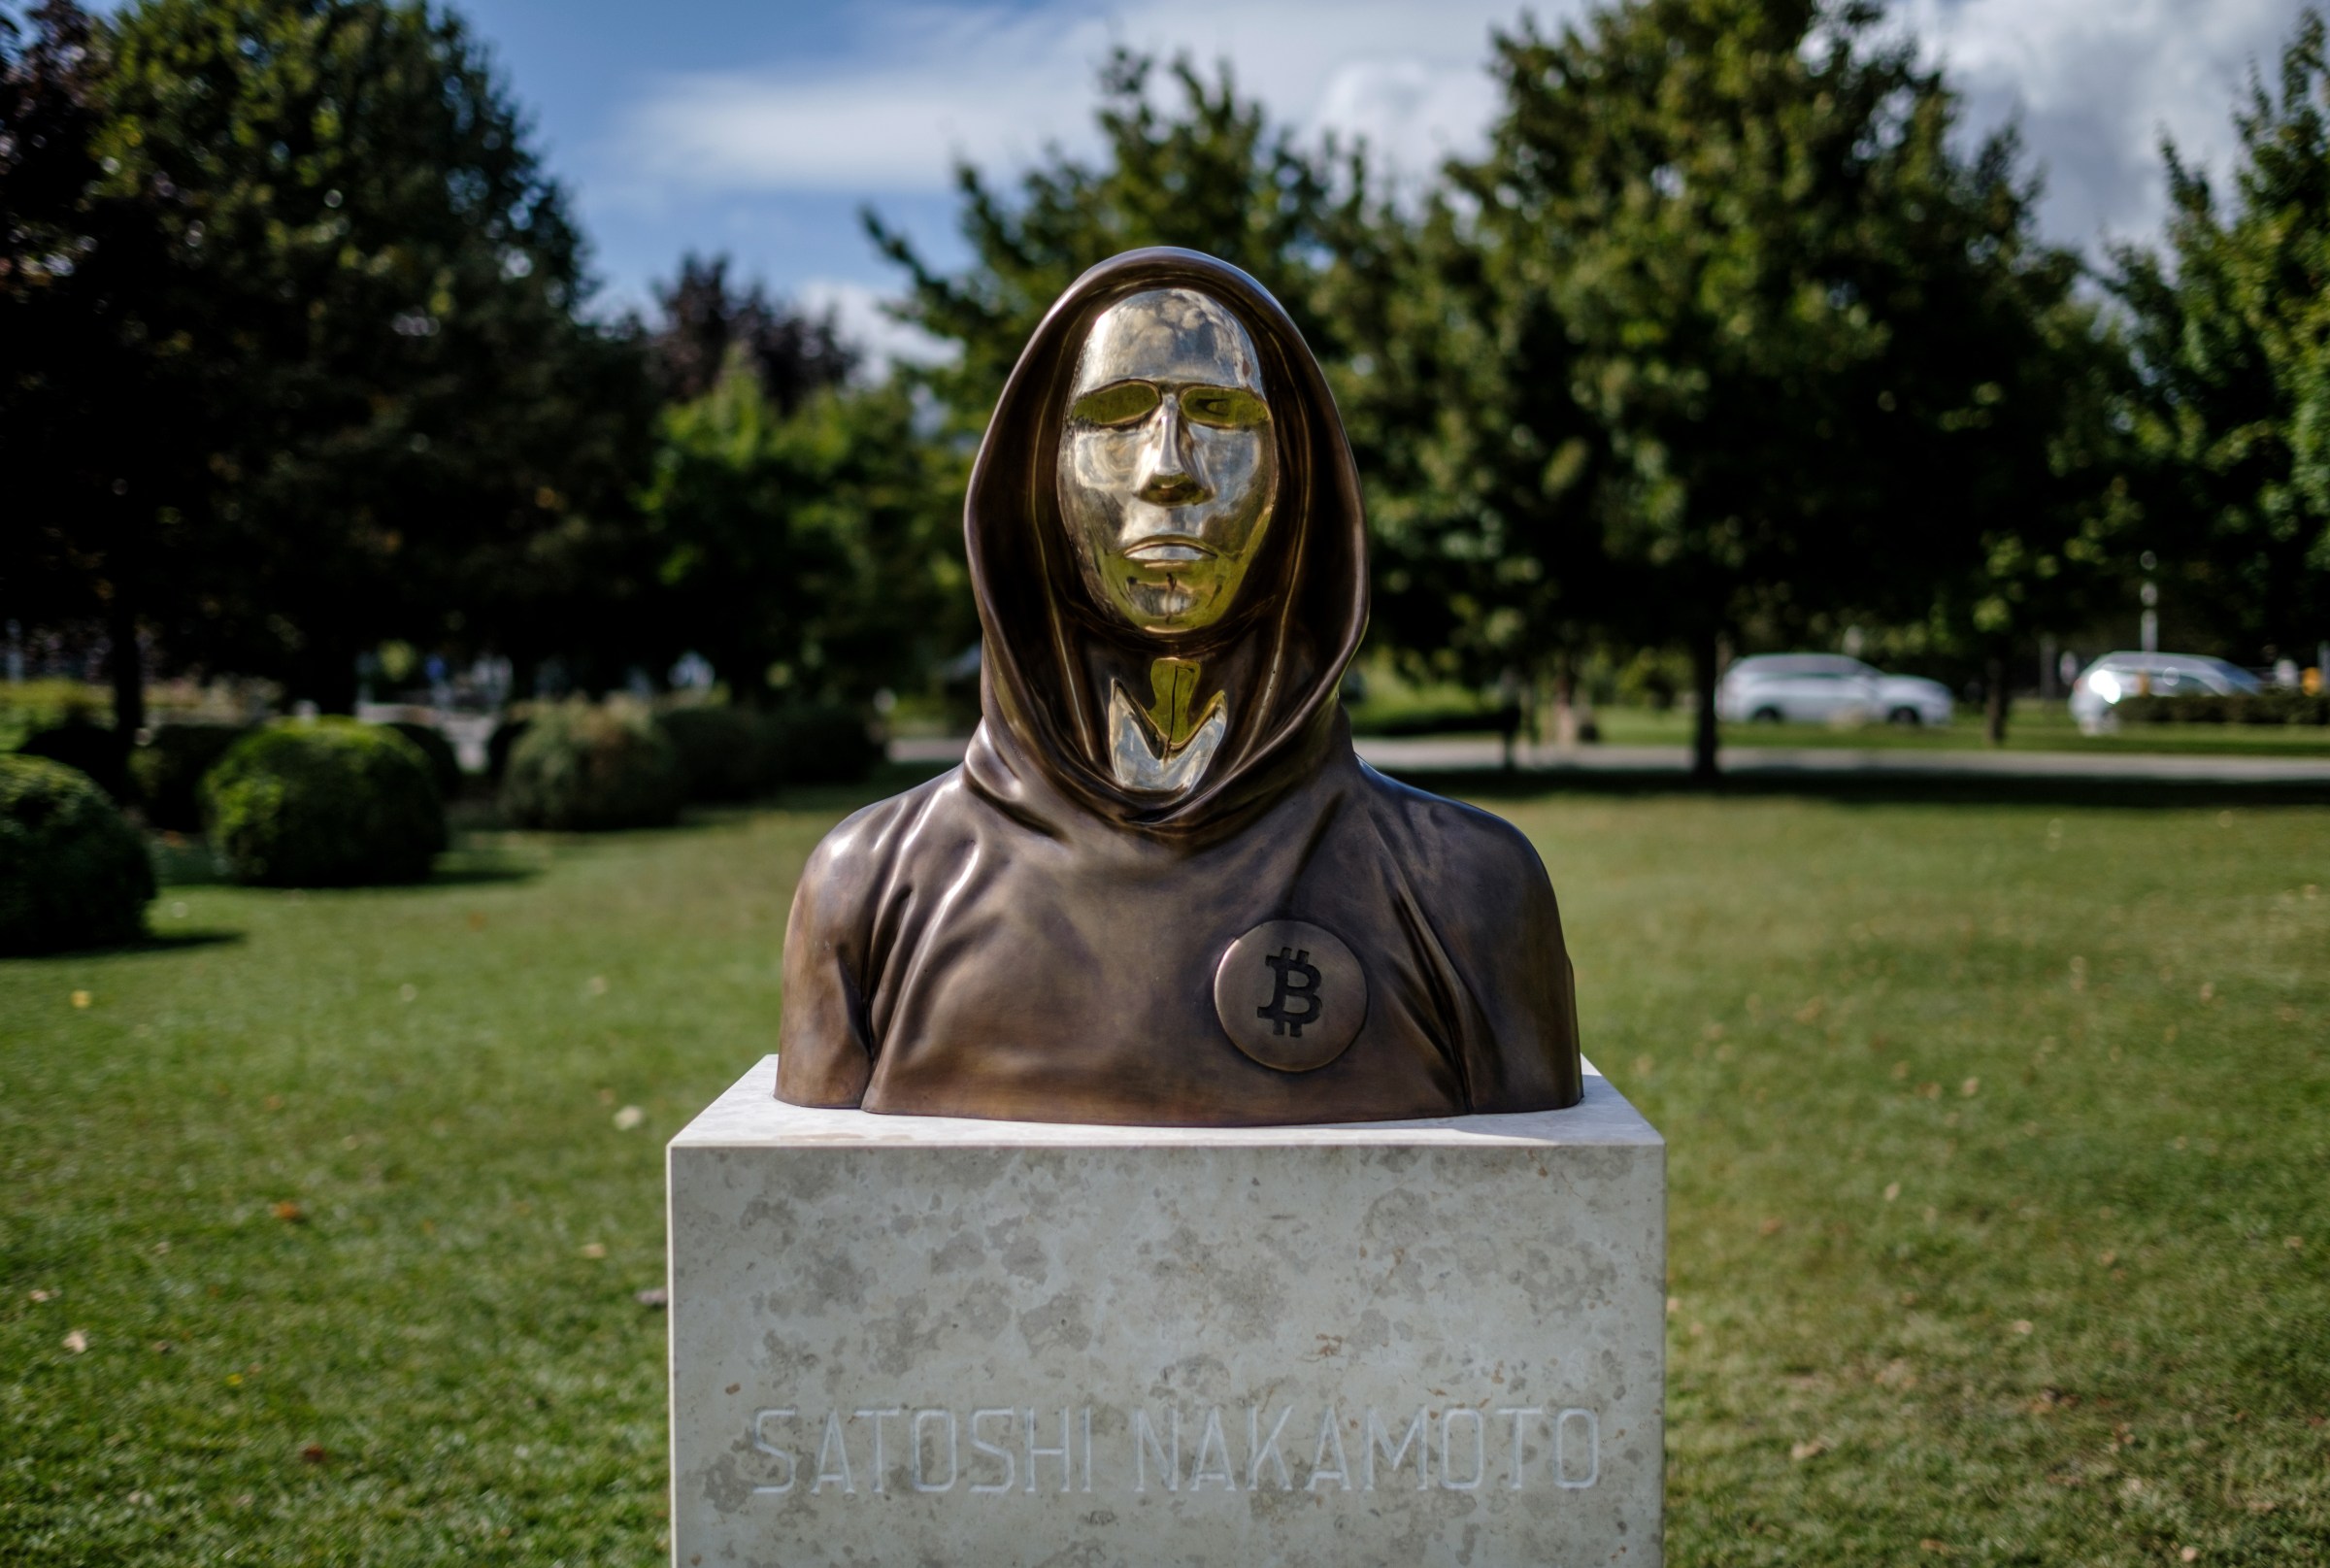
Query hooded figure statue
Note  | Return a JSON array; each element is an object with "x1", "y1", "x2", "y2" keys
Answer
[{"x1": 776, "y1": 248, "x2": 1581, "y2": 1126}]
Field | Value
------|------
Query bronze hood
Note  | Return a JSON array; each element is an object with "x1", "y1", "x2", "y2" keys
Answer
[{"x1": 962, "y1": 247, "x2": 1368, "y2": 842}]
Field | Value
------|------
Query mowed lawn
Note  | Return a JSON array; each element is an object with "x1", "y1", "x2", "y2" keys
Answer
[{"x1": 3, "y1": 772, "x2": 2326, "y2": 1565}]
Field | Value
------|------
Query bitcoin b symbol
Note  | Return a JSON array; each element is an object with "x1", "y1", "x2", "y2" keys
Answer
[
  {"x1": 1215, "y1": 919, "x2": 1365, "y2": 1072},
  {"x1": 1257, "y1": 947, "x2": 1323, "y2": 1037}
]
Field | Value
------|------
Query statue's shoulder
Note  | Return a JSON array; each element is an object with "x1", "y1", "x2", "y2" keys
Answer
[
  {"x1": 1355, "y1": 764, "x2": 1549, "y2": 879},
  {"x1": 795, "y1": 767, "x2": 972, "y2": 907}
]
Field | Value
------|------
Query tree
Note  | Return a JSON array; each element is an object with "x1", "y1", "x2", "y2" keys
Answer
[
  {"x1": 638, "y1": 364, "x2": 962, "y2": 707},
  {"x1": 1458, "y1": 0, "x2": 2108, "y2": 773},
  {"x1": 868, "y1": 50, "x2": 1352, "y2": 437},
  {"x1": 1325, "y1": 162, "x2": 1617, "y2": 725},
  {"x1": 648, "y1": 251, "x2": 854, "y2": 410},
  {"x1": 6, "y1": 0, "x2": 655, "y2": 717},
  {"x1": 2112, "y1": 9, "x2": 2330, "y2": 661},
  {"x1": 2, "y1": 1, "x2": 183, "y2": 736}
]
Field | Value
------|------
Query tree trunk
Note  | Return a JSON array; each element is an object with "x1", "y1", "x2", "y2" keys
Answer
[
  {"x1": 108, "y1": 593, "x2": 145, "y2": 738},
  {"x1": 1983, "y1": 652, "x2": 2010, "y2": 747},
  {"x1": 1689, "y1": 627, "x2": 1721, "y2": 783}
]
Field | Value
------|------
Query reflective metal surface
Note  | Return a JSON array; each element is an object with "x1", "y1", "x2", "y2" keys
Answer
[
  {"x1": 1056, "y1": 288, "x2": 1278, "y2": 639},
  {"x1": 774, "y1": 248, "x2": 1582, "y2": 1127}
]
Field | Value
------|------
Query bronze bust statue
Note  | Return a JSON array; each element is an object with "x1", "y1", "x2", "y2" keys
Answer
[{"x1": 776, "y1": 248, "x2": 1582, "y2": 1125}]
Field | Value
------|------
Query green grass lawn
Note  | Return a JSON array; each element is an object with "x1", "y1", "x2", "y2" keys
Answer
[{"x1": 4, "y1": 771, "x2": 2326, "y2": 1564}]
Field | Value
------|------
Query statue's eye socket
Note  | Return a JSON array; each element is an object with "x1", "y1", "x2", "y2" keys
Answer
[
  {"x1": 1069, "y1": 381, "x2": 1161, "y2": 427},
  {"x1": 1179, "y1": 386, "x2": 1269, "y2": 429}
]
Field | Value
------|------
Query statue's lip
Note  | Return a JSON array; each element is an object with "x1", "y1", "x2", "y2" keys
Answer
[{"x1": 1121, "y1": 537, "x2": 1214, "y2": 563}]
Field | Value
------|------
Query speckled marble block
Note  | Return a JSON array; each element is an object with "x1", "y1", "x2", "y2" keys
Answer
[{"x1": 668, "y1": 1056, "x2": 1664, "y2": 1568}]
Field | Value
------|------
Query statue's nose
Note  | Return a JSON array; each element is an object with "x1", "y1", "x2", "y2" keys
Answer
[{"x1": 1134, "y1": 395, "x2": 1210, "y2": 507}]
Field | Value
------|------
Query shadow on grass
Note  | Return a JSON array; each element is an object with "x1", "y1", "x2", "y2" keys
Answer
[
  {"x1": 1394, "y1": 765, "x2": 2330, "y2": 812},
  {"x1": 424, "y1": 851, "x2": 543, "y2": 886},
  {"x1": 4, "y1": 927, "x2": 247, "y2": 961}
]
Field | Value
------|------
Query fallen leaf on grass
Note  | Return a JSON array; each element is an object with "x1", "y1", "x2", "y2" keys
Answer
[
  {"x1": 1789, "y1": 1439, "x2": 1828, "y2": 1461},
  {"x1": 272, "y1": 1201, "x2": 304, "y2": 1223},
  {"x1": 580, "y1": 1242, "x2": 608, "y2": 1259},
  {"x1": 62, "y1": 1329, "x2": 87, "y2": 1353},
  {"x1": 637, "y1": 1287, "x2": 668, "y2": 1309},
  {"x1": 613, "y1": 1105, "x2": 645, "y2": 1130},
  {"x1": 300, "y1": 1445, "x2": 329, "y2": 1466}
]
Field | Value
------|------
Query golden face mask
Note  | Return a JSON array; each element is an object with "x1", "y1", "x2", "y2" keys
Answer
[{"x1": 1055, "y1": 288, "x2": 1278, "y2": 637}]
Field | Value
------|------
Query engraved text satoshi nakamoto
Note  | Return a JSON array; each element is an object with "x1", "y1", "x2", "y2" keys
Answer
[{"x1": 735, "y1": 1400, "x2": 1604, "y2": 1499}]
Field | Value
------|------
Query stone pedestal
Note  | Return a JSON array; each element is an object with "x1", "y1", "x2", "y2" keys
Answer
[{"x1": 668, "y1": 1056, "x2": 1665, "y2": 1567}]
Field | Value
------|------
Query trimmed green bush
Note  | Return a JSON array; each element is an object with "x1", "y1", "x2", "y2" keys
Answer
[
  {"x1": 131, "y1": 721, "x2": 250, "y2": 832},
  {"x1": 383, "y1": 720, "x2": 465, "y2": 798},
  {"x1": 499, "y1": 699, "x2": 683, "y2": 831},
  {"x1": 2118, "y1": 690, "x2": 2330, "y2": 725},
  {"x1": 657, "y1": 705, "x2": 770, "y2": 803},
  {"x1": 765, "y1": 702, "x2": 882, "y2": 785},
  {"x1": 18, "y1": 719, "x2": 132, "y2": 802},
  {"x1": 0, "y1": 754, "x2": 155, "y2": 953},
  {"x1": 203, "y1": 718, "x2": 447, "y2": 886}
]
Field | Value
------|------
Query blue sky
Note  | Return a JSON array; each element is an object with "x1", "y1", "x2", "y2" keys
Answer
[{"x1": 131, "y1": 1, "x2": 2330, "y2": 357}]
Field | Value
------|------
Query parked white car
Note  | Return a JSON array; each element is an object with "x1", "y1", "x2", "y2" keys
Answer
[
  {"x1": 1714, "y1": 653, "x2": 1955, "y2": 727},
  {"x1": 2068, "y1": 651, "x2": 2262, "y2": 734}
]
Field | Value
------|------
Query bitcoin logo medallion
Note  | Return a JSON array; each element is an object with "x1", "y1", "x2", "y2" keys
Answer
[{"x1": 1214, "y1": 920, "x2": 1366, "y2": 1072}]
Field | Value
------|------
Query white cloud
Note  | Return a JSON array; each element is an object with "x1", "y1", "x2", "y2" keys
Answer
[
  {"x1": 601, "y1": 0, "x2": 2311, "y2": 351},
  {"x1": 610, "y1": 0, "x2": 1555, "y2": 201},
  {"x1": 795, "y1": 277, "x2": 955, "y2": 371},
  {"x1": 1903, "y1": 0, "x2": 2306, "y2": 250}
]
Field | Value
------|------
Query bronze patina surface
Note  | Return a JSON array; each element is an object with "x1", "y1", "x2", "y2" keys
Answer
[{"x1": 776, "y1": 247, "x2": 1582, "y2": 1126}]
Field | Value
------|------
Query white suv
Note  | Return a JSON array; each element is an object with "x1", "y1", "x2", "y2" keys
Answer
[
  {"x1": 2069, "y1": 651, "x2": 2261, "y2": 734},
  {"x1": 1714, "y1": 653, "x2": 1955, "y2": 727}
]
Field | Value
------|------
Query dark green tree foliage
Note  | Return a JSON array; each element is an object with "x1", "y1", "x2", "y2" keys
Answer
[
  {"x1": 1, "y1": 2, "x2": 181, "y2": 735},
  {"x1": 202, "y1": 717, "x2": 445, "y2": 884},
  {"x1": 649, "y1": 251, "x2": 855, "y2": 409},
  {"x1": 0, "y1": 753, "x2": 155, "y2": 953},
  {"x1": 869, "y1": 51, "x2": 1349, "y2": 434},
  {"x1": 639, "y1": 371, "x2": 962, "y2": 704},
  {"x1": 1460, "y1": 0, "x2": 2104, "y2": 770},
  {"x1": 9, "y1": 0, "x2": 655, "y2": 715},
  {"x1": 1326, "y1": 176, "x2": 1614, "y2": 708},
  {"x1": 2113, "y1": 10, "x2": 2330, "y2": 656}
]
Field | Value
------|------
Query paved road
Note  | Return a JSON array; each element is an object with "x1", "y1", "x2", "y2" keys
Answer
[{"x1": 890, "y1": 734, "x2": 2330, "y2": 784}]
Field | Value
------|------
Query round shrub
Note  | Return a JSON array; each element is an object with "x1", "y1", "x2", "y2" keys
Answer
[
  {"x1": 202, "y1": 718, "x2": 447, "y2": 886},
  {"x1": 383, "y1": 720, "x2": 464, "y2": 799},
  {"x1": 131, "y1": 721, "x2": 250, "y2": 833},
  {"x1": 499, "y1": 699, "x2": 683, "y2": 831},
  {"x1": 765, "y1": 703, "x2": 882, "y2": 786},
  {"x1": 0, "y1": 754, "x2": 154, "y2": 953},
  {"x1": 18, "y1": 719, "x2": 131, "y2": 802},
  {"x1": 657, "y1": 705, "x2": 770, "y2": 803}
]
